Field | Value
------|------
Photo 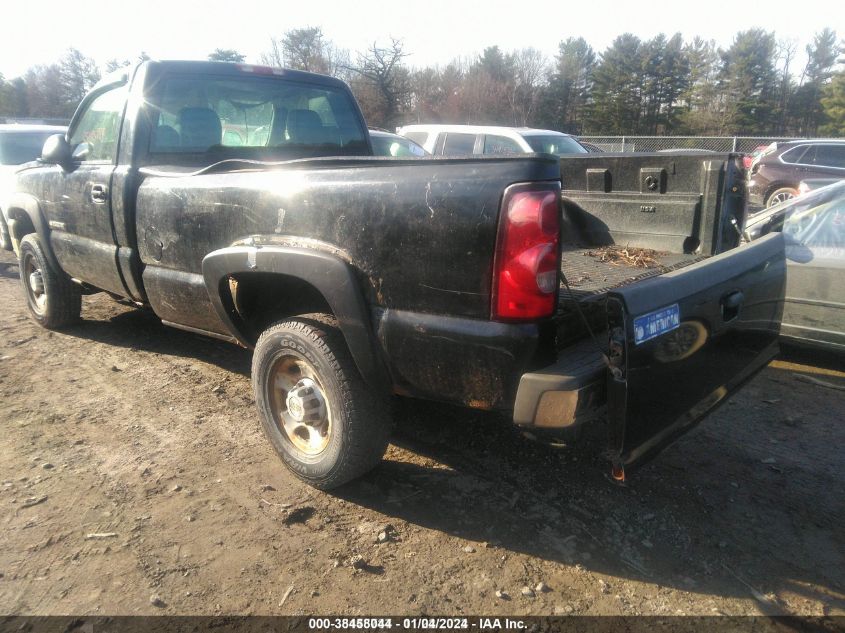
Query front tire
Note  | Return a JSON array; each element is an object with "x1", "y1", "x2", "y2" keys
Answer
[
  {"x1": 18, "y1": 234, "x2": 81, "y2": 329},
  {"x1": 767, "y1": 186, "x2": 798, "y2": 207},
  {"x1": 252, "y1": 315, "x2": 391, "y2": 490}
]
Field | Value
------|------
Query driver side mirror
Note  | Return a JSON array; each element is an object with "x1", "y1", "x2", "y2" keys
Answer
[{"x1": 40, "y1": 134, "x2": 72, "y2": 167}]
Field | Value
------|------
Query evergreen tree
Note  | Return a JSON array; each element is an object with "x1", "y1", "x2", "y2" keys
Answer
[
  {"x1": 58, "y1": 48, "x2": 100, "y2": 115},
  {"x1": 476, "y1": 46, "x2": 513, "y2": 84},
  {"x1": 636, "y1": 34, "x2": 689, "y2": 133},
  {"x1": 539, "y1": 37, "x2": 595, "y2": 133},
  {"x1": 0, "y1": 74, "x2": 11, "y2": 117},
  {"x1": 717, "y1": 29, "x2": 780, "y2": 134},
  {"x1": 23, "y1": 65, "x2": 67, "y2": 118},
  {"x1": 820, "y1": 69, "x2": 845, "y2": 135},
  {"x1": 791, "y1": 29, "x2": 839, "y2": 134},
  {"x1": 678, "y1": 37, "x2": 721, "y2": 133},
  {"x1": 208, "y1": 49, "x2": 246, "y2": 63},
  {"x1": 819, "y1": 43, "x2": 845, "y2": 136},
  {"x1": 586, "y1": 34, "x2": 643, "y2": 134}
]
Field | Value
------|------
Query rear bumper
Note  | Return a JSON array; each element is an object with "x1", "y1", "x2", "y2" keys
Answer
[
  {"x1": 512, "y1": 337, "x2": 606, "y2": 428},
  {"x1": 375, "y1": 309, "x2": 542, "y2": 409}
]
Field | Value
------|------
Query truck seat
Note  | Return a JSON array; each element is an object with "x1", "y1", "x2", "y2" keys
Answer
[
  {"x1": 152, "y1": 125, "x2": 180, "y2": 150},
  {"x1": 286, "y1": 109, "x2": 325, "y2": 145},
  {"x1": 179, "y1": 107, "x2": 222, "y2": 150}
]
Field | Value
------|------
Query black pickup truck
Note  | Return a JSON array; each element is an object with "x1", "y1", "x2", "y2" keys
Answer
[{"x1": 2, "y1": 61, "x2": 786, "y2": 489}]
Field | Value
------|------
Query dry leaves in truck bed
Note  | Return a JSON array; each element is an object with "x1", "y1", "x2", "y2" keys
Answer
[{"x1": 585, "y1": 245, "x2": 669, "y2": 269}]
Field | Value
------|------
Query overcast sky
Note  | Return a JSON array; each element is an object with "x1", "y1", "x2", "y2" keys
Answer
[{"x1": 0, "y1": 0, "x2": 839, "y2": 79}]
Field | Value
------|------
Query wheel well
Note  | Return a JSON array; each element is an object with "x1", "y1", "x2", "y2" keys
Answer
[
  {"x1": 6, "y1": 208, "x2": 35, "y2": 240},
  {"x1": 227, "y1": 272, "x2": 333, "y2": 344}
]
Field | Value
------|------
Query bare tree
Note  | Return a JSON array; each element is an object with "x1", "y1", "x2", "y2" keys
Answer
[
  {"x1": 349, "y1": 38, "x2": 409, "y2": 126},
  {"x1": 104, "y1": 52, "x2": 150, "y2": 73},
  {"x1": 776, "y1": 38, "x2": 798, "y2": 133},
  {"x1": 509, "y1": 48, "x2": 548, "y2": 125},
  {"x1": 260, "y1": 28, "x2": 350, "y2": 79}
]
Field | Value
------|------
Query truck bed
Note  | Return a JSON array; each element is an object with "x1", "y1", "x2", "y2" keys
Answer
[{"x1": 558, "y1": 245, "x2": 705, "y2": 303}]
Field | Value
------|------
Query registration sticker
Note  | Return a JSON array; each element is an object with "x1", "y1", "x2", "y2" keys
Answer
[{"x1": 633, "y1": 304, "x2": 680, "y2": 345}]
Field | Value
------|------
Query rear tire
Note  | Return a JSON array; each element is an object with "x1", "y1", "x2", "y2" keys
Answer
[
  {"x1": 767, "y1": 186, "x2": 798, "y2": 207},
  {"x1": 18, "y1": 234, "x2": 81, "y2": 329},
  {"x1": 252, "y1": 314, "x2": 391, "y2": 490}
]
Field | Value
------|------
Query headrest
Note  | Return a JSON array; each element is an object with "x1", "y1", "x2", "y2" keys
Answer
[
  {"x1": 179, "y1": 107, "x2": 222, "y2": 150},
  {"x1": 287, "y1": 109, "x2": 322, "y2": 130}
]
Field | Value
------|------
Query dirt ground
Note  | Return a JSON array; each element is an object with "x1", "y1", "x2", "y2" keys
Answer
[{"x1": 0, "y1": 248, "x2": 843, "y2": 617}]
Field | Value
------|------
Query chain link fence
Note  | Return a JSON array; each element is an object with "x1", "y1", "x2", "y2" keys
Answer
[{"x1": 577, "y1": 136, "x2": 839, "y2": 153}]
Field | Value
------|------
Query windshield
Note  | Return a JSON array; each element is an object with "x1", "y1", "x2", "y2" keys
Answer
[
  {"x1": 524, "y1": 135, "x2": 587, "y2": 155},
  {"x1": 781, "y1": 195, "x2": 845, "y2": 255},
  {"x1": 0, "y1": 131, "x2": 57, "y2": 165},
  {"x1": 746, "y1": 181, "x2": 845, "y2": 253},
  {"x1": 370, "y1": 134, "x2": 425, "y2": 157},
  {"x1": 748, "y1": 182, "x2": 845, "y2": 227},
  {"x1": 148, "y1": 74, "x2": 368, "y2": 159}
]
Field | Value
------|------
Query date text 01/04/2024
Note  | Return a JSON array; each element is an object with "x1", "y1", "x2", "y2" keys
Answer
[{"x1": 307, "y1": 617, "x2": 527, "y2": 630}]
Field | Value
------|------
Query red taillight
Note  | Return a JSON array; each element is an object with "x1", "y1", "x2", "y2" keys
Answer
[{"x1": 492, "y1": 183, "x2": 561, "y2": 321}]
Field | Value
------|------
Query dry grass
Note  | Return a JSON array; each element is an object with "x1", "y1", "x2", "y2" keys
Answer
[{"x1": 585, "y1": 245, "x2": 668, "y2": 269}]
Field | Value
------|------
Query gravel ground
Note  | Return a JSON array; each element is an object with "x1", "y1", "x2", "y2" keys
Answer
[{"x1": 0, "y1": 248, "x2": 843, "y2": 617}]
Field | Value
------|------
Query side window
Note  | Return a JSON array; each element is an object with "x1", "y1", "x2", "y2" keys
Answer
[
  {"x1": 68, "y1": 85, "x2": 127, "y2": 163},
  {"x1": 780, "y1": 146, "x2": 808, "y2": 164},
  {"x1": 814, "y1": 145, "x2": 845, "y2": 169},
  {"x1": 442, "y1": 133, "x2": 476, "y2": 155},
  {"x1": 800, "y1": 145, "x2": 818, "y2": 165},
  {"x1": 483, "y1": 135, "x2": 522, "y2": 155}
]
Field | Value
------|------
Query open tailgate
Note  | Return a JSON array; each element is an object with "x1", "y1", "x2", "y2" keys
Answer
[{"x1": 605, "y1": 233, "x2": 786, "y2": 478}]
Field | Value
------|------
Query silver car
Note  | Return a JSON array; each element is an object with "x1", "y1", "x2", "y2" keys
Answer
[{"x1": 745, "y1": 180, "x2": 845, "y2": 351}]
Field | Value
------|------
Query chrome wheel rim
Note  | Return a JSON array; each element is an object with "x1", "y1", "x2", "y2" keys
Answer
[
  {"x1": 769, "y1": 191, "x2": 795, "y2": 207},
  {"x1": 268, "y1": 356, "x2": 332, "y2": 455},
  {"x1": 23, "y1": 253, "x2": 47, "y2": 315}
]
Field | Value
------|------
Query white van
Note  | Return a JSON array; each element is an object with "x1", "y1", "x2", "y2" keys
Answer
[{"x1": 396, "y1": 124, "x2": 588, "y2": 157}]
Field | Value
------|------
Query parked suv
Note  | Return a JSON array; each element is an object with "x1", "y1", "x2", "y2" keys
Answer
[
  {"x1": 397, "y1": 124, "x2": 588, "y2": 157},
  {"x1": 748, "y1": 140, "x2": 845, "y2": 208}
]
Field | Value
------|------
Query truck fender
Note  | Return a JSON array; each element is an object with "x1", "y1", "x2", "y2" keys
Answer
[
  {"x1": 202, "y1": 245, "x2": 390, "y2": 393},
  {"x1": 5, "y1": 193, "x2": 60, "y2": 270}
]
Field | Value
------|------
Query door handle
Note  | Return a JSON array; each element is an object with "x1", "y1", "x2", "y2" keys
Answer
[
  {"x1": 721, "y1": 290, "x2": 744, "y2": 322},
  {"x1": 90, "y1": 184, "x2": 108, "y2": 204}
]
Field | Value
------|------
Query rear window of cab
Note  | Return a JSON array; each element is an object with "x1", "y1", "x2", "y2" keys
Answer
[{"x1": 147, "y1": 74, "x2": 368, "y2": 157}]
